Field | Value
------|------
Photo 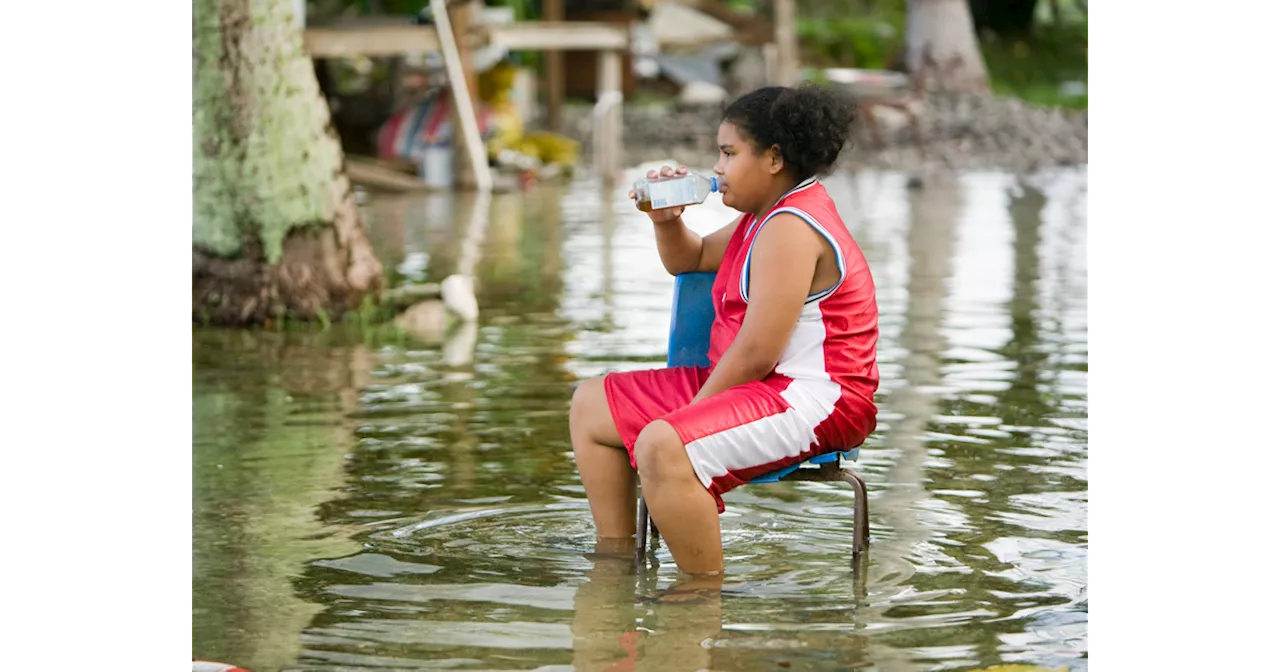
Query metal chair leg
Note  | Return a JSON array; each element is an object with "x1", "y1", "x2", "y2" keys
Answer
[
  {"x1": 839, "y1": 469, "x2": 870, "y2": 563},
  {"x1": 636, "y1": 495, "x2": 649, "y2": 567},
  {"x1": 634, "y1": 494, "x2": 663, "y2": 568}
]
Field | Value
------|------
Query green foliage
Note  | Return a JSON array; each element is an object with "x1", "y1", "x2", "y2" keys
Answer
[
  {"x1": 310, "y1": 0, "x2": 550, "y2": 21},
  {"x1": 794, "y1": 1, "x2": 1086, "y2": 110},
  {"x1": 262, "y1": 295, "x2": 405, "y2": 345},
  {"x1": 795, "y1": 0, "x2": 905, "y2": 71},
  {"x1": 797, "y1": 14, "x2": 902, "y2": 71},
  {"x1": 981, "y1": 20, "x2": 1088, "y2": 109},
  {"x1": 312, "y1": 0, "x2": 427, "y2": 15}
]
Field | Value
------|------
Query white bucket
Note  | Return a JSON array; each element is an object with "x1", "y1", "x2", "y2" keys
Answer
[{"x1": 420, "y1": 144, "x2": 454, "y2": 189}]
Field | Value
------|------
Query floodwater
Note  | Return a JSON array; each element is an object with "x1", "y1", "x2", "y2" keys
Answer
[{"x1": 193, "y1": 166, "x2": 1088, "y2": 672}]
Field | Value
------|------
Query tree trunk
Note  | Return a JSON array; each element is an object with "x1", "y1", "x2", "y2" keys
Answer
[
  {"x1": 193, "y1": 0, "x2": 383, "y2": 325},
  {"x1": 905, "y1": 0, "x2": 991, "y2": 93}
]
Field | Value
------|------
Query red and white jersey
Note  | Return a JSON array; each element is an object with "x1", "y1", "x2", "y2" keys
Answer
[{"x1": 707, "y1": 176, "x2": 880, "y2": 447}]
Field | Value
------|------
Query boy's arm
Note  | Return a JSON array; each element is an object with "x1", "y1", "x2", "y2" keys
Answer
[
  {"x1": 653, "y1": 215, "x2": 741, "y2": 276},
  {"x1": 689, "y1": 213, "x2": 822, "y2": 403},
  {"x1": 696, "y1": 217, "x2": 741, "y2": 273}
]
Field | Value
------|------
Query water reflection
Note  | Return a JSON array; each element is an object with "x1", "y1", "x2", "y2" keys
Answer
[
  {"x1": 870, "y1": 174, "x2": 964, "y2": 590},
  {"x1": 192, "y1": 167, "x2": 1088, "y2": 672},
  {"x1": 192, "y1": 331, "x2": 372, "y2": 672},
  {"x1": 569, "y1": 548, "x2": 726, "y2": 672}
]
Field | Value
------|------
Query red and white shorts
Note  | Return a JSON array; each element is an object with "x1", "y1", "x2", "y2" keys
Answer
[{"x1": 603, "y1": 366, "x2": 874, "y2": 512}]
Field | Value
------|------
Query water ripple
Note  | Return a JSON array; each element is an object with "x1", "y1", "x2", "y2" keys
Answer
[{"x1": 194, "y1": 168, "x2": 1088, "y2": 672}]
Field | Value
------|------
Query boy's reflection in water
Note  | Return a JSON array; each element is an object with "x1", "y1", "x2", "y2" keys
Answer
[{"x1": 572, "y1": 539, "x2": 724, "y2": 672}]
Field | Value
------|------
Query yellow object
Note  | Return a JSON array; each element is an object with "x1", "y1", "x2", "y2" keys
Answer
[
  {"x1": 478, "y1": 61, "x2": 523, "y2": 159},
  {"x1": 484, "y1": 98, "x2": 525, "y2": 158},
  {"x1": 477, "y1": 60, "x2": 581, "y2": 167},
  {"x1": 478, "y1": 60, "x2": 517, "y2": 104},
  {"x1": 512, "y1": 132, "x2": 581, "y2": 167}
]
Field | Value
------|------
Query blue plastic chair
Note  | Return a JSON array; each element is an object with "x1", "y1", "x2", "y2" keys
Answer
[{"x1": 635, "y1": 272, "x2": 871, "y2": 567}]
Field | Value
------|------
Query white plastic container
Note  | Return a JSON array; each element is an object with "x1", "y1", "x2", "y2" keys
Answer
[{"x1": 420, "y1": 144, "x2": 454, "y2": 189}]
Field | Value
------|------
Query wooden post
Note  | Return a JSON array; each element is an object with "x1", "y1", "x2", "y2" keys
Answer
[
  {"x1": 773, "y1": 0, "x2": 798, "y2": 86},
  {"x1": 544, "y1": 0, "x2": 565, "y2": 132},
  {"x1": 433, "y1": 0, "x2": 493, "y2": 191},
  {"x1": 442, "y1": 0, "x2": 478, "y2": 189},
  {"x1": 594, "y1": 49, "x2": 622, "y2": 181}
]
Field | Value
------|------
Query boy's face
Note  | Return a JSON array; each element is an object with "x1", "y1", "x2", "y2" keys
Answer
[{"x1": 714, "y1": 121, "x2": 783, "y2": 214}]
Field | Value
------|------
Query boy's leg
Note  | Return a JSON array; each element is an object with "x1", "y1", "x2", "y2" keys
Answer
[
  {"x1": 570, "y1": 376, "x2": 635, "y2": 539},
  {"x1": 571, "y1": 366, "x2": 706, "y2": 543},
  {"x1": 633, "y1": 420, "x2": 723, "y2": 574},
  {"x1": 636, "y1": 380, "x2": 824, "y2": 575},
  {"x1": 571, "y1": 540, "x2": 643, "y2": 671}
]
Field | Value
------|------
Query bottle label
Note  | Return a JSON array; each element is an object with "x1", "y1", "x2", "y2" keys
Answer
[{"x1": 648, "y1": 179, "x2": 698, "y2": 209}]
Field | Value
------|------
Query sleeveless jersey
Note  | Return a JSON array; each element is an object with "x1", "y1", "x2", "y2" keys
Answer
[{"x1": 706, "y1": 176, "x2": 880, "y2": 446}]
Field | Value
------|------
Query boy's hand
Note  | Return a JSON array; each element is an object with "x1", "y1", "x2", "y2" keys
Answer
[{"x1": 628, "y1": 164, "x2": 687, "y2": 224}]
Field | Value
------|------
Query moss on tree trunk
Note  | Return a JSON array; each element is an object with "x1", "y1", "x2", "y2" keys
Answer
[{"x1": 193, "y1": 0, "x2": 383, "y2": 325}]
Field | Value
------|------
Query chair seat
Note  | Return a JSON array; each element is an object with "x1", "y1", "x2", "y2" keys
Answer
[{"x1": 748, "y1": 447, "x2": 861, "y2": 483}]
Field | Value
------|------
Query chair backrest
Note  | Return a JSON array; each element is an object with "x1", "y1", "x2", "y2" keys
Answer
[
  {"x1": 667, "y1": 272, "x2": 718, "y2": 368},
  {"x1": 666, "y1": 271, "x2": 863, "y2": 471}
]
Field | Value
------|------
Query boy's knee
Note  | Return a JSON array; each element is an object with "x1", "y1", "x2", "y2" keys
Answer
[
  {"x1": 570, "y1": 376, "x2": 605, "y2": 420},
  {"x1": 634, "y1": 421, "x2": 689, "y2": 483}
]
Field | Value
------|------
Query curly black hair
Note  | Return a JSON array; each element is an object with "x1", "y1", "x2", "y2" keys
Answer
[{"x1": 721, "y1": 84, "x2": 856, "y2": 180}]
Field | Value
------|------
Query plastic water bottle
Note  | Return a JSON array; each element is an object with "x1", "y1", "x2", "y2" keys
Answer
[{"x1": 632, "y1": 172, "x2": 721, "y2": 212}]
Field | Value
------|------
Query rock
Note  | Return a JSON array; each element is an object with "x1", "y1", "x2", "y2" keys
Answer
[
  {"x1": 392, "y1": 299, "x2": 479, "y2": 364},
  {"x1": 395, "y1": 299, "x2": 448, "y2": 343}
]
